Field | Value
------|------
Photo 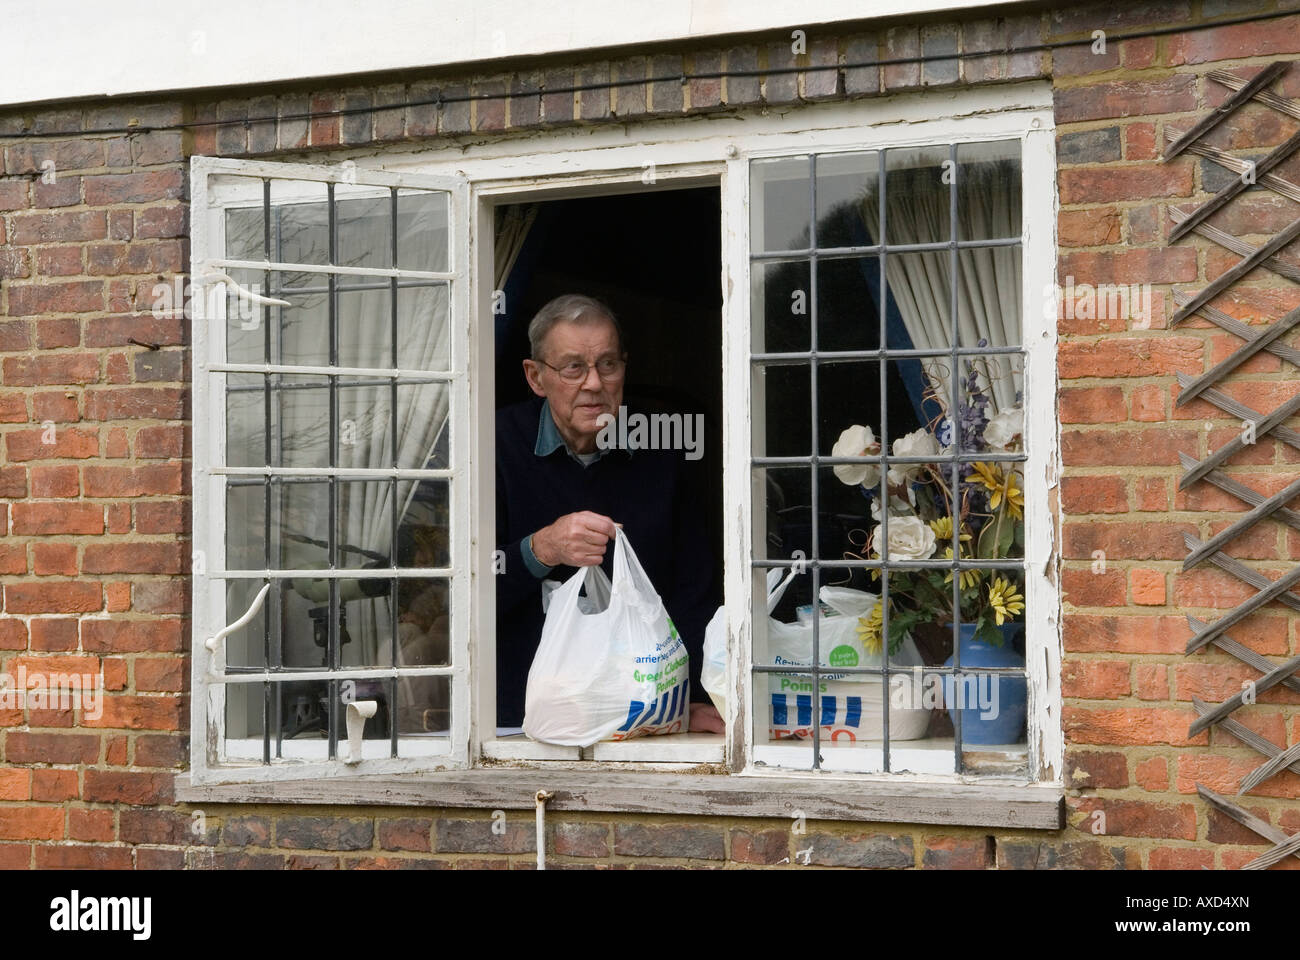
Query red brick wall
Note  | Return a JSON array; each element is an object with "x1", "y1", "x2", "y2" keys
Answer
[
  {"x1": 1053, "y1": 6, "x2": 1300, "y2": 870},
  {"x1": 0, "y1": 1, "x2": 1298, "y2": 869}
]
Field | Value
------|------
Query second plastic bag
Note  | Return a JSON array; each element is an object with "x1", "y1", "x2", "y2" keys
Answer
[
  {"x1": 523, "y1": 528, "x2": 690, "y2": 747},
  {"x1": 701, "y1": 606, "x2": 728, "y2": 718},
  {"x1": 701, "y1": 571, "x2": 932, "y2": 741},
  {"x1": 765, "y1": 570, "x2": 930, "y2": 742}
]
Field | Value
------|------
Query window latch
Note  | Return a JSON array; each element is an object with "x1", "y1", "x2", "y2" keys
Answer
[
  {"x1": 204, "y1": 582, "x2": 271, "y2": 665},
  {"x1": 200, "y1": 269, "x2": 292, "y2": 307}
]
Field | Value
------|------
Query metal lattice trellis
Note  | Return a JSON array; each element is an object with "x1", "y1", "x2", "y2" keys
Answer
[{"x1": 1162, "y1": 60, "x2": 1300, "y2": 870}]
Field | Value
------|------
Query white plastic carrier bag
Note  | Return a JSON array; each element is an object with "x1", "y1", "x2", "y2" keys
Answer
[
  {"x1": 523, "y1": 528, "x2": 690, "y2": 747},
  {"x1": 700, "y1": 606, "x2": 727, "y2": 718}
]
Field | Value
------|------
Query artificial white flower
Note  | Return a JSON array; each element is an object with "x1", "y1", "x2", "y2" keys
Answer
[
  {"x1": 870, "y1": 515, "x2": 937, "y2": 561},
  {"x1": 869, "y1": 492, "x2": 917, "y2": 523},
  {"x1": 832, "y1": 424, "x2": 882, "y2": 489},
  {"x1": 887, "y1": 428, "x2": 941, "y2": 486},
  {"x1": 985, "y1": 406, "x2": 1024, "y2": 451}
]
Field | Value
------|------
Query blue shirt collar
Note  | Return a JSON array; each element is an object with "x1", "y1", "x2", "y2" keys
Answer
[{"x1": 534, "y1": 399, "x2": 628, "y2": 463}]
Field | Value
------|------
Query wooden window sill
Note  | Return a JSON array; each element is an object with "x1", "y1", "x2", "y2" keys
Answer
[{"x1": 175, "y1": 768, "x2": 1064, "y2": 830}]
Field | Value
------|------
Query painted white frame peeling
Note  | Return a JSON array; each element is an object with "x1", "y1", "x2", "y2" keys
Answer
[{"x1": 189, "y1": 82, "x2": 1062, "y2": 791}]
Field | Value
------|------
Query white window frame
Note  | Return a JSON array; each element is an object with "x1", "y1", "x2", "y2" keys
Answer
[{"x1": 189, "y1": 81, "x2": 1062, "y2": 787}]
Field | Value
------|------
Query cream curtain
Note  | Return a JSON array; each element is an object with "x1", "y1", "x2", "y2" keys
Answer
[
  {"x1": 494, "y1": 204, "x2": 539, "y2": 288},
  {"x1": 862, "y1": 161, "x2": 1022, "y2": 415},
  {"x1": 226, "y1": 195, "x2": 451, "y2": 673}
]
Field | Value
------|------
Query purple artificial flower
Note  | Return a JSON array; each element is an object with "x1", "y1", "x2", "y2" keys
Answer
[{"x1": 957, "y1": 362, "x2": 990, "y2": 452}]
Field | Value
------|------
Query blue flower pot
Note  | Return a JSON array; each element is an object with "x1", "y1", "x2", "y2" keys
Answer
[{"x1": 942, "y1": 622, "x2": 1027, "y2": 745}]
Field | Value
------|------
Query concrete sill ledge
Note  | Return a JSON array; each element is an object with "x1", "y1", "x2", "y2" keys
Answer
[{"x1": 175, "y1": 770, "x2": 1065, "y2": 830}]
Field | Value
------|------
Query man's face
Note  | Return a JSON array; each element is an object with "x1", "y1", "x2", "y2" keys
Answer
[{"x1": 523, "y1": 317, "x2": 624, "y2": 450}]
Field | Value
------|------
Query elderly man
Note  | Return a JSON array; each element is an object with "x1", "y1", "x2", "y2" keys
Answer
[{"x1": 495, "y1": 294, "x2": 722, "y2": 733}]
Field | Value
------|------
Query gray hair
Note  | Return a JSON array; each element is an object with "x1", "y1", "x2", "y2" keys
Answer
[{"x1": 528, "y1": 294, "x2": 624, "y2": 361}]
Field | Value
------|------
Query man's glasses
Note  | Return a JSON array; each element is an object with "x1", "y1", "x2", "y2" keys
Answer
[{"x1": 537, "y1": 357, "x2": 626, "y2": 383}]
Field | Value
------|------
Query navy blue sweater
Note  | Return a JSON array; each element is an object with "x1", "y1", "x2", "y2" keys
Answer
[{"x1": 495, "y1": 396, "x2": 718, "y2": 727}]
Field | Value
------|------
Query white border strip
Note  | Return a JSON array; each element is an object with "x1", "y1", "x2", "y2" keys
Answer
[{"x1": 3, "y1": 0, "x2": 1033, "y2": 108}]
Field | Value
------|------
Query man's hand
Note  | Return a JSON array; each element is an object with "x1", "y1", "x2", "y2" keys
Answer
[
  {"x1": 531, "y1": 511, "x2": 618, "y2": 568},
  {"x1": 688, "y1": 702, "x2": 725, "y2": 734}
]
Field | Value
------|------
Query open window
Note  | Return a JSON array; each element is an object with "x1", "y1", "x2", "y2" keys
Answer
[
  {"x1": 190, "y1": 158, "x2": 471, "y2": 783},
  {"x1": 483, "y1": 185, "x2": 726, "y2": 764}
]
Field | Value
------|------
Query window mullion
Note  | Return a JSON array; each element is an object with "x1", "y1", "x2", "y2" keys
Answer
[
  {"x1": 326, "y1": 179, "x2": 340, "y2": 762},
  {"x1": 808, "y1": 153, "x2": 822, "y2": 772},
  {"x1": 947, "y1": 141, "x2": 964, "y2": 775},
  {"x1": 876, "y1": 148, "x2": 892, "y2": 773},
  {"x1": 390, "y1": 186, "x2": 401, "y2": 761},
  {"x1": 262, "y1": 175, "x2": 274, "y2": 766}
]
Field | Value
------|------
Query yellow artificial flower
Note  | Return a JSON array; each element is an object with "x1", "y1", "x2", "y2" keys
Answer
[
  {"x1": 967, "y1": 460, "x2": 1001, "y2": 491},
  {"x1": 929, "y1": 516, "x2": 973, "y2": 542},
  {"x1": 988, "y1": 575, "x2": 1025, "y2": 626},
  {"x1": 856, "y1": 601, "x2": 884, "y2": 656},
  {"x1": 865, "y1": 548, "x2": 882, "y2": 582},
  {"x1": 967, "y1": 463, "x2": 1025, "y2": 520},
  {"x1": 1001, "y1": 472, "x2": 1025, "y2": 520},
  {"x1": 942, "y1": 546, "x2": 983, "y2": 591}
]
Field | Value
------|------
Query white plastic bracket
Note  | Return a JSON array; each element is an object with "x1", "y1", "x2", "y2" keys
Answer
[{"x1": 344, "y1": 700, "x2": 379, "y2": 764}]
